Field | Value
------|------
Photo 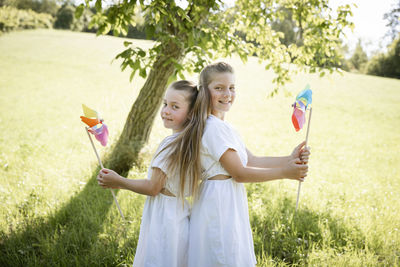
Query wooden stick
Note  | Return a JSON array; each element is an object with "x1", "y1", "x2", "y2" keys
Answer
[
  {"x1": 295, "y1": 107, "x2": 312, "y2": 212},
  {"x1": 85, "y1": 127, "x2": 125, "y2": 219}
]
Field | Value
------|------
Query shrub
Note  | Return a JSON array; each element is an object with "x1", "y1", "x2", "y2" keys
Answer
[
  {"x1": 53, "y1": 4, "x2": 74, "y2": 29},
  {"x1": 366, "y1": 36, "x2": 400, "y2": 79},
  {"x1": 0, "y1": 6, "x2": 53, "y2": 33}
]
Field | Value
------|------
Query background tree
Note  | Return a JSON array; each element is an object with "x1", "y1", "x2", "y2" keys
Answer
[
  {"x1": 54, "y1": 3, "x2": 74, "y2": 29},
  {"x1": 366, "y1": 35, "x2": 400, "y2": 78},
  {"x1": 1, "y1": 0, "x2": 59, "y2": 16},
  {"x1": 384, "y1": 0, "x2": 400, "y2": 41},
  {"x1": 77, "y1": 0, "x2": 353, "y2": 174},
  {"x1": 364, "y1": 1, "x2": 400, "y2": 78},
  {"x1": 349, "y1": 39, "x2": 368, "y2": 72}
]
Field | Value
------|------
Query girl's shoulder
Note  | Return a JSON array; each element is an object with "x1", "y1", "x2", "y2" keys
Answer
[
  {"x1": 155, "y1": 133, "x2": 178, "y2": 154},
  {"x1": 203, "y1": 115, "x2": 235, "y2": 141},
  {"x1": 160, "y1": 132, "x2": 179, "y2": 145},
  {"x1": 205, "y1": 115, "x2": 231, "y2": 131}
]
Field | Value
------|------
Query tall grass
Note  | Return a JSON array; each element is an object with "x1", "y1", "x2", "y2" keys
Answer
[{"x1": 0, "y1": 29, "x2": 399, "y2": 266}]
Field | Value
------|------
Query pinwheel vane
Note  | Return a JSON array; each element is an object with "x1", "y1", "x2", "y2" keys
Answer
[
  {"x1": 80, "y1": 104, "x2": 124, "y2": 219},
  {"x1": 292, "y1": 85, "x2": 312, "y2": 212}
]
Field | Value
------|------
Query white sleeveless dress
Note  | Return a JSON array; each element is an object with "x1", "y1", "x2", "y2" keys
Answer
[
  {"x1": 133, "y1": 134, "x2": 190, "y2": 267},
  {"x1": 188, "y1": 115, "x2": 257, "y2": 267}
]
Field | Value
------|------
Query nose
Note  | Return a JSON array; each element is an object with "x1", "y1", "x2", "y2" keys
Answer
[
  {"x1": 162, "y1": 106, "x2": 170, "y2": 115},
  {"x1": 223, "y1": 88, "x2": 231, "y2": 98}
]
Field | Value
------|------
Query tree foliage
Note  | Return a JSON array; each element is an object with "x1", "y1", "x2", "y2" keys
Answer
[
  {"x1": 2, "y1": 0, "x2": 59, "y2": 16},
  {"x1": 349, "y1": 39, "x2": 368, "y2": 71},
  {"x1": 78, "y1": 0, "x2": 353, "y2": 94},
  {"x1": 54, "y1": 3, "x2": 74, "y2": 29},
  {"x1": 384, "y1": 0, "x2": 400, "y2": 41},
  {"x1": 76, "y1": 0, "x2": 354, "y2": 173},
  {"x1": 366, "y1": 35, "x2": 400, "y2": 79}
]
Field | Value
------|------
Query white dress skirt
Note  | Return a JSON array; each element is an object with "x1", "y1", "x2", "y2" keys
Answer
[
  {"x1": 133, "y1": 193, "x2": 190, "y2": 267},
  {"x1": 188, "y1": 178, "x2": 256, "y2": 267}
]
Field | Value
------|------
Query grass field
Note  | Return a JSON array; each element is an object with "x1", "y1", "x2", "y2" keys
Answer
[{"x1": 0, "y1": 29, "x2": 399, "y2": 266}]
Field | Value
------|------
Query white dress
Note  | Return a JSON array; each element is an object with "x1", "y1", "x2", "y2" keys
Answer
[
  {"x1": 133, "y1": 134, "x2": 190, "y2": 267},
  {"x1": 188, "y1": 115, "x2": 257, "y2": 267}
]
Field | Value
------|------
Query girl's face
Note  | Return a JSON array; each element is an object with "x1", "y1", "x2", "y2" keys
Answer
[
  {"x1": 208, "y1": 72, "x2": 235, "y2": 119},
  {"x1": 161, "y1": 88, "x2": 190, "y2": 133}
]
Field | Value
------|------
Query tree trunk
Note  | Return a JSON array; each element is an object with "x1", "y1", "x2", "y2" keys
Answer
[{"x1": 105, "y1": 40, "x2": 185, "y2": 175}]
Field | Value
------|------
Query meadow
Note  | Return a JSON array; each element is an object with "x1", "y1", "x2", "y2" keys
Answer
[{"x1": 0, "y1": 29, "x2": 399, "y2": 266}]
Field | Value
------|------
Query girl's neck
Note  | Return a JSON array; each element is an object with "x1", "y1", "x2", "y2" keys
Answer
[
  {"x1": 211, "y1": 110, "x2": 225, "y2": 120},
  {"x1": 172, "y1": 129, "x2": 182, "y2": 134}
]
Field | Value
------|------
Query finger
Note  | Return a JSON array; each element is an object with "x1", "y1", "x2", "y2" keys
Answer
[
  {"x1": 300, "y1": 151, "x2": 309, "y2": 156},
  {"x1": 294, "y1": 158, "x2": 302, "y2": 164},
  {"x1": 300, "y1": 155, "x2": 309, "y2": 161},
  {"x1": 297, "y1": 141, "x2": 306, "y2": 150},
  {"x1": 101, "y1": 168, "x2": 110, "y2": 174}
]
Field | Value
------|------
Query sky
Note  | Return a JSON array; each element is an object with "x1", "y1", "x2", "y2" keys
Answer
[
  {"x1": 221, "y1": 0, "x2": 398, "y2": 56},
  {"x1": 329, "y1": 0, "x2": 398, "y2": 56}
]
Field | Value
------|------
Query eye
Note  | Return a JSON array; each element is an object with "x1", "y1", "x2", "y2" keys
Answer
[
  {"x1": 172, "y1": 105, "x2": 179, "y2": 109},
  {"x1": 162, "y1": 102, "x2": 167, "y2": 107},
  {"x1": 215, "y1": 86, "x2": 222, "y2": 90},
  {"x1": 229, "y1": 86, "x2": 235, "y2": 91}
]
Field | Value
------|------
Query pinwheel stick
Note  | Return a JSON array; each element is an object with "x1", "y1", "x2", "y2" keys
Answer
[
  {"x1": 295, "y1": 107, "x2": 312, "y2": 213},
  {"x1": 85, "y1": 127, "x2": 125, "y2": 219}
]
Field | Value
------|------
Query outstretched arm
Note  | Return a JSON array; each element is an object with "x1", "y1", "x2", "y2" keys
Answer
[
  {"x1": 246, "y1": 148, "x2": 291, "y2": 168},
  {"x1": 220, "y1": 149, "x2": 307, "y2": 183},
  {"x1": 97, "y1": 168, "x2": 166, "y2": 196},
  {"x1": 246, "y1": 141, "x2": 310, "y2": 168}
]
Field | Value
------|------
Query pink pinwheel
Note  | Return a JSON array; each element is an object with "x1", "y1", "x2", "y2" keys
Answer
[
  {"x1": 292, "y1": 86, "x2": 312, "y2": 132},
  {"x1": 80, "y1": 104, "x2": 109, "y2": 146},
  {"x1": 291, "y1": 85, "x2": 313, "y2": 212},
  {"x1": 80, "y1": 104, "x2": 124, "y2": 219}
]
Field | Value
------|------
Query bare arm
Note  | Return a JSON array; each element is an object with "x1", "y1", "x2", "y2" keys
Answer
[
  {"x1": 220, "y1": 149, "x2": 307, "y2": 183},
  {"x1": 97, "y1": 168, "x2": 166, "y2": 196},
  {"x1": 246, "y1": 148, "x2": 290, "y2": 168},
  {"x1": 246, "y1": 141, "x2": 310, "y2": 168}
]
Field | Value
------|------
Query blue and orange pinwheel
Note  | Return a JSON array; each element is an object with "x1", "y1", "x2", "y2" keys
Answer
[
  {"x1": 292, "y1": 85, "x2": 312, "y2": 132},
  {"x1": 80, "y1": 104, "x2": 109, "y2": 146}
]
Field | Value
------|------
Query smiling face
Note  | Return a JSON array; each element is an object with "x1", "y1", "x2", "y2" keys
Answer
[
  {"x1": 160, "y1": 87, "x2": 190, "y2": 133},
  {"x1": 207, "y1": 72, "x2": 236, "y2": 120}
]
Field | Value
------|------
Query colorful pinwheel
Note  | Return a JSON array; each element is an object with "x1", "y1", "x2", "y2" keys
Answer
[
  {"x1": 80, "y1": 104, "x2": 109, "y2": 146},
  {"x1": 292, "y1": 85, "x2": 312, "y2": 132},
  {"x1": 291, "y1": 85, "x2": 313, "y2": 212},
  {"x1": 80, "y1": 104, "x2": 124, "y2": 219}
]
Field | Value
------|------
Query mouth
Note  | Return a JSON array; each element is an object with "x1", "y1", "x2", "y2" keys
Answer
[
  {"x1": 218, "y1": 100, "x2": 231, "y2": 104},
  {"x1": 162, "y1": 117, "x2": 173, "y2": 121}
]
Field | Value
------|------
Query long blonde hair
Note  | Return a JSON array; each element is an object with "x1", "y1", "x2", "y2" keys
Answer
[
  {"x1": 163, "y1": 80, "x2": 210, "y2": 200},
  {"x1": 164, "y1": 62, "x2": 234, "y2": 200}
]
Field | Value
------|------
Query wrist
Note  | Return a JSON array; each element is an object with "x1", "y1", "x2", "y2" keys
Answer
[
  {"x1": 277, "y1": 167, "x2": 286, "y2": 180},
  {"x1": 117, "y1": 174, "x2": 126, "y2": 188}
]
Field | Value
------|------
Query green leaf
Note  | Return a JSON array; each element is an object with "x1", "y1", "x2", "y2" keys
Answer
[
  {"x1": 139, "y1": 68, "x2": 147, "y2": 78},
  {"x1": 124, "y1": 41, "x2": 132, "y2": 47},
  {"x1": 145, "y1": 25, "x2": 155, "y2": 39},
  {"x1": 95, "y1": 0, "x2": 102, "y2": 12},
  {"x1": 130, "y1": 70, "x2": 137, "y2": 82},
  {"x1": 133, "y1": 60, "x2": 140, "y2": 70},
  {"x1": 75, "y1": 4, "x2": 85, "y2": 19}
]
